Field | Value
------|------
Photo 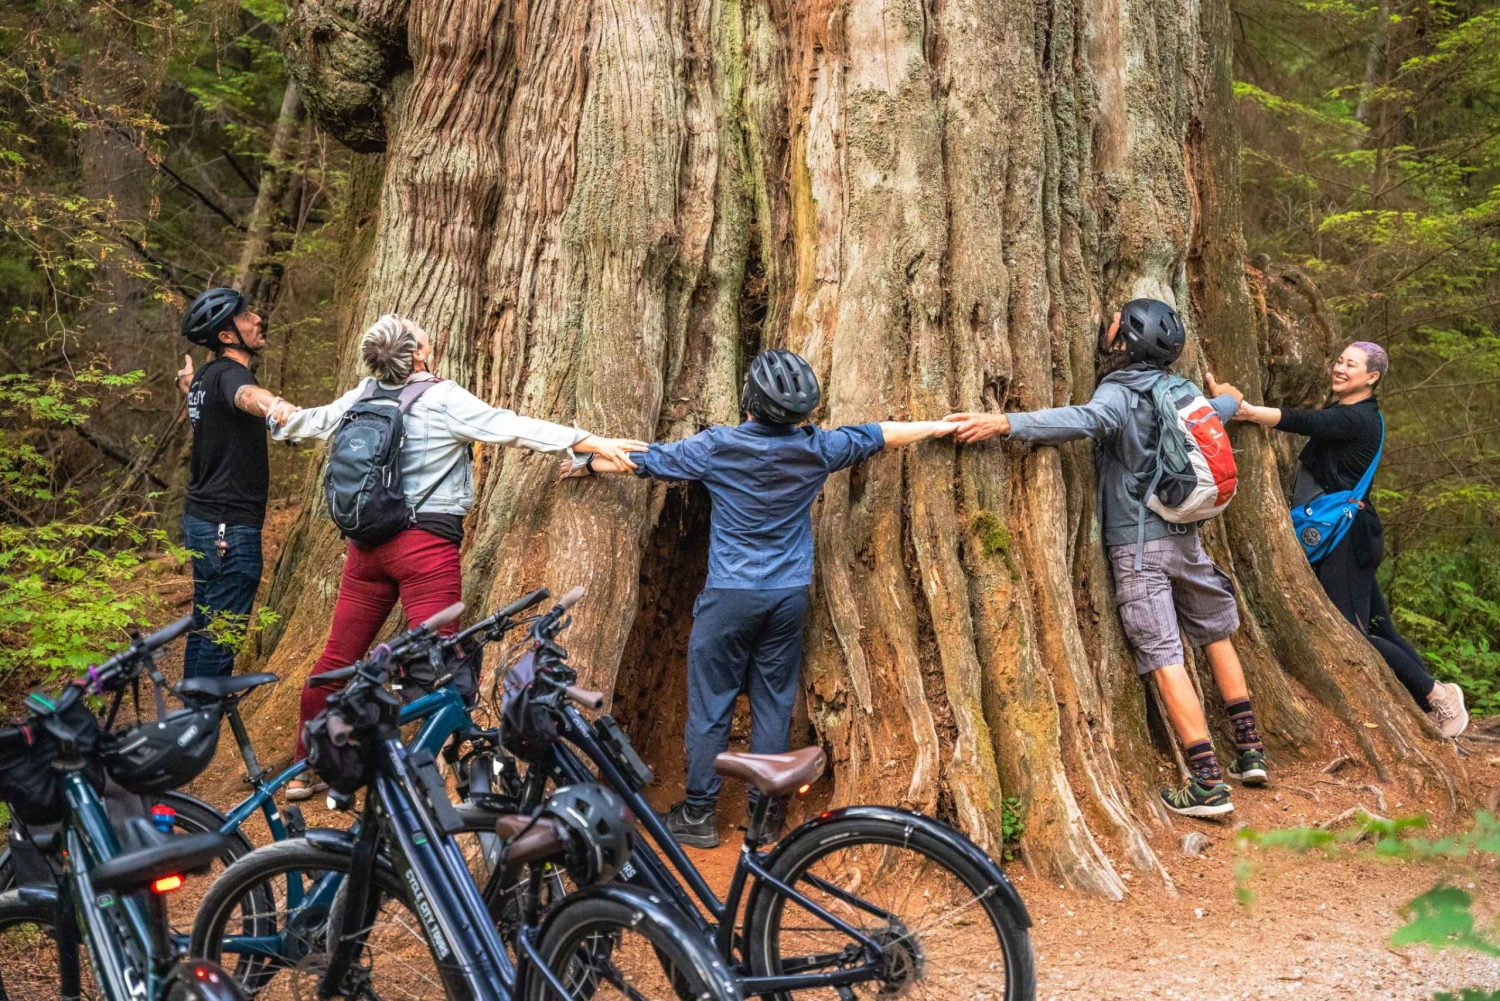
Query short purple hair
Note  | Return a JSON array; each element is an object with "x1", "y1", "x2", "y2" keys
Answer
[{"x1": 1348, "y1": 341, "x2": 1389, "y2": 385}]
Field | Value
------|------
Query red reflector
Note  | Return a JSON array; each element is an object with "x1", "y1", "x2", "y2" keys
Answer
[
  {"x1": 152, "y1": 874, "x2": 183, "y2": 893},
  {"x1": 797, "y1": 783, "x2": 812, "y2": 796}
]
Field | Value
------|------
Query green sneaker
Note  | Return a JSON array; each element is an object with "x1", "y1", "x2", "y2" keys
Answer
[
  {"x1": 1161, "y1": 779, "x2": 1234, "y2": 818},
  {"x1": 1227, "y1": 748, "x2": 1268, "y2": 786}
]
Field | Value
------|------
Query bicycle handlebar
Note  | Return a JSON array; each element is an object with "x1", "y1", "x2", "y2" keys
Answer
[
  {"x1": 496, "y1": 587, "x2": 551, "y2": 621},
  {"x1": 0, "y1": 724, "x2": 29, "y2": 751},
  {"x1": 419, "y1": 603, "x2": 464, "y2": 634},
  {"x1": 565, "y1": 686, "x2": 605, "y2": 710},
  {"x1": 555, "y1": 586, "x2": 585, "y2": 612}
]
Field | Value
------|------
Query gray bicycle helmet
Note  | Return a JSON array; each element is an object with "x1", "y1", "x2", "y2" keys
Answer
[
  {"x1": 741, "y1": 348, "x2": 820, "y2": 425},
  {"x1": 544, "y1": 784, "x2": 635, "y2": 885},
  {"x1": 181, "y1": 287, "x2": 247, "y2": 349},
  {"x1": 1118, "y1": 298, "x2": 1186, "y2": 368}
]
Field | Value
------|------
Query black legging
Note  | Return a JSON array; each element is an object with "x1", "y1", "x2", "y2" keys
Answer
[{"x1": 1314, "y1": 529, "x2": 1436, "y2": 711}]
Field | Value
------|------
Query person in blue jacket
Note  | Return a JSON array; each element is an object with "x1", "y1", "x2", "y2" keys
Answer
[{"x1": 561, "y1": 349, "x2": 955, "y2": 846}]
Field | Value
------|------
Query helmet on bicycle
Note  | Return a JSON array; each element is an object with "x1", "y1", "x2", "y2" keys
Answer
[
  {"x1": 741, "y1": 348, "x2": 820, "y2": 425},
  {"x1": 181, "y1": 287, "x2": 248, "y2": 349},
  {"x1": 543, "y1": 784, "x2": 635, "y2": 885},
  {"x1": 103, "y1": 706, "x2": 222, "y2": 795},
  {"x1": 1117, "y1": 298, "x2": 1186, "y2": 368}
]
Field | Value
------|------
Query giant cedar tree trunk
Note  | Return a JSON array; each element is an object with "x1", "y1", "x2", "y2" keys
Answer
[{"x1": 254, "y1": 0, "x2": 1469, "y2": 897}]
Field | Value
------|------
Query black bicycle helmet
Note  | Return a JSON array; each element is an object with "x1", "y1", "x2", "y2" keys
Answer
[
  {"x1": 181, "y1": 287, "x2": 247, "y2": 348},
  {"x1": 102, "y1": 706, "x2": 222, "y2": 795},
  {"x1": 741, "y1": 348, "x2": 820, "y2": 425},
  {"x1": 1117, "y1": 298, "x2": 1186, "y2": 368},
  {"x1": 543, "y1": 784, "x2": 635, "y2": 885}
]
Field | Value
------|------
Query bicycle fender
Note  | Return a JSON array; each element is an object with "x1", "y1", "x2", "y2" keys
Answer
[
  {"x1": 163, "y1": 959, "x2": 248, "y2": 1001},
  {"x1": 752, "y1": 805, "x2": 1032, "y2": 930},
  {"x1": 303, "y1": 827, "x2": 359, "y2": 853},
  {"x1": 536, "y1": 883, "x2": 743, "y2": 999}
]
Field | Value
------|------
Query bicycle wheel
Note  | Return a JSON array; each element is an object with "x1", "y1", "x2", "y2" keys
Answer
[
  {"x1": 0, "y1": 889, "x2": 101, "y2": 1001},
  {"x1": 744, "y1": 814, "x2": 1035, "y2": 1001},
  {"x1": 191, "y1": 838, "x2": 448, "y2": 1001},
  {"x1": 525, "y1": 889, "x2": 741, "y2": 1001}
]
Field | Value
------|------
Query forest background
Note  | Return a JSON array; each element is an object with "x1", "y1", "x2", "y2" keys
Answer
[{"x1": 0, "y1": 1, "x2": 1494, "y2": 724}]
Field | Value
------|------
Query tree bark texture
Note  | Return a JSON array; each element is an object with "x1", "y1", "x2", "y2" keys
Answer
[{"x1": 254, "y1": 0, "x2": 1470, "y2": 897}]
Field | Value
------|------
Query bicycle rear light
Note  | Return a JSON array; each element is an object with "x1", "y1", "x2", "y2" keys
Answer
[{"x1": 151, "y1": 874, "x2": 183, "y2": 893}]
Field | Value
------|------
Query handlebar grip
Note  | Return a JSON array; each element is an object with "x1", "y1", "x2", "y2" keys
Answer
[
  {"x1": 420, "y1": 602, "x2": 465, "y2": 633},
  {"x1": 555, "y1": 587, "x2": 585, "y2": 612},
  {"x1": 0, "y1": 726, "x2": 29, "y2": 751},
  {"x1": 496, "y1": 588, "x2": 550, "y2": 620},
  {"x1": 310, "y1": 665, "x2": 357, "y2": 688},
  {"x1": 565, "y1": 686, "x2": 605, "y2": 710},
  {"x1": 142, "y1": 614, "x2": 195, "y2": 651}
]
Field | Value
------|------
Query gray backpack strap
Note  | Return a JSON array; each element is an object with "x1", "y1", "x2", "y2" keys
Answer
[
  {"x1": 354, "y1": 377, "x2": 383, "y2": 403},
  {"x1": 395, "y1": 379, "x2": 440, "y2": 413}
]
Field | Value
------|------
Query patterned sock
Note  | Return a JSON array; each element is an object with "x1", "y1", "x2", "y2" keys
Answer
[
  {"x1": 1184, "y1": 739, "x2": 1222, "y2": 785},
  {"x1": 1225, "y1": 698, "x2": 1264, "y2": 752}
]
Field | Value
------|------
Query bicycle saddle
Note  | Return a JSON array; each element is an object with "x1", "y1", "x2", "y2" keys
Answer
[
  {"x1": 494, "y1": 814, "x2": 566, "y2": 867},
  {"x1": 174, "y1": 672, "x2": 279, "y2": 701},
  {"x1": 714, "y1": 746, "x2": 826, "y2": 796}
]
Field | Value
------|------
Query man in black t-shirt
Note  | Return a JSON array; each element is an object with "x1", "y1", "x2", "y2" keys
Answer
[{"x1": 176, "y1": 288, "x2": 299, "y2": 678}]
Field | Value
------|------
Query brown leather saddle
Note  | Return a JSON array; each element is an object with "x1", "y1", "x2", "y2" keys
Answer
[
  {"x1": 713, "y1": 746, "x2": 826, "y2": 796},
  {"x1": 493, "y1": 814, "x2": 567, "y2": 866}
]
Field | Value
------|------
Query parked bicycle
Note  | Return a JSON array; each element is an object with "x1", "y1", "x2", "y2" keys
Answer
[
  {"x1": 500, "y1": 591, "x2": 1037, "y2": 1000},
  {"x1": 0, "y1": 616, "x2": 246, "y2": 1001},
  {"x1": 0, "y1": 588, "x2": 549, "y2": 965},
  {"x1": 189, "y1": 596, "x2": 741, "y2": 1001}
]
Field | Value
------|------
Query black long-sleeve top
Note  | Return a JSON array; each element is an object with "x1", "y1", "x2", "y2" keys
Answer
[{"x1": 1276, "y1": 396, "x2": 1385, "y2": 563}]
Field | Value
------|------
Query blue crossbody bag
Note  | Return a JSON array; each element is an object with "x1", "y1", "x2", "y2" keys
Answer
[{"x1": 1290, "y1": 414, "x2": 1384, "y2": 564}]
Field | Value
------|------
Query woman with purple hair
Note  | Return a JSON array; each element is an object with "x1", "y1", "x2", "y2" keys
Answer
[{"x1": 1210, "y1": 343, "x2": 1468, "y2": 738}]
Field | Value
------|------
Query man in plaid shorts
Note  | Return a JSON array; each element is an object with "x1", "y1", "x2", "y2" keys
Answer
[{"x1": 945, "y1": 299, "x2": 1267, "y2": 818}]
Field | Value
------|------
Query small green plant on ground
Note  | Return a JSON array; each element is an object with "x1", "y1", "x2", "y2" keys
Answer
[{"x1": 1000, "y1": 795, "x2": 1024, "y2": 861}]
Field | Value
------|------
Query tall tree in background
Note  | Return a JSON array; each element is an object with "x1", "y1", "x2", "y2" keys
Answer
[{"x1": 246, "y1": 0, "x2": 1470, "y2": 896}]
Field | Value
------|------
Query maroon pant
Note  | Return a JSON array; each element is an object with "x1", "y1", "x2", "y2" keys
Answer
[{"x1": 296, "y1": 528, "x2": 461, "y2": 761}]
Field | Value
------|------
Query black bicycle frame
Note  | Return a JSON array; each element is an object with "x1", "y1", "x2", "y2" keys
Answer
[
  {"x1": 535, "y1": 704, "x2": 891, "y2": 995},
  {"x1": 326, "y1": 731, "x2": 518, "y2": 1001}
]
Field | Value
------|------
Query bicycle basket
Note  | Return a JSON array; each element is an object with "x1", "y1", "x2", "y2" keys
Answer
[
  {"x1": 500, "y1": 652, "x2": 557, "y2": 763},
  {"x1": 0, "y1": 694, "x2": 105, "y2": 826}
]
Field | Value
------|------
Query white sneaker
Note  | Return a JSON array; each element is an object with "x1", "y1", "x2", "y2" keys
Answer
[{"x1": 1427, "y1": 681, "x2": 1469, "y2": 739}]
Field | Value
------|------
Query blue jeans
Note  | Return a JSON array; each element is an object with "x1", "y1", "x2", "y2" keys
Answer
[
  {"x1": 684, "y1": 586, "x2": 809, "y2": 811},
  {"x1": 182, "y1": 513, "x2": 263, "y2": 679}
]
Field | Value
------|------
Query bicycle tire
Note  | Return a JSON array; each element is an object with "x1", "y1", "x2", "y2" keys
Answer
[
  {"x1": 526, "y1": 888, "x2": 742, "y2": 1001},
  {"x1": 743, "y1": 814, "x2": 1035, "y2": 1001},
  {"x1": 191, "y1": 837, "x2": 460, "y2": 1000}
]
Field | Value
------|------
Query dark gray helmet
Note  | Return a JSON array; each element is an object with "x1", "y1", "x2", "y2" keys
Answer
[
  {"x1": 741, "y1": 348, "x2": 820, "y2": 425},
  {"x1": 544, "y1": 784, "x2": 635, "y2": 885},
  {"x1": 181, "y1": 288, "x2": 246, "y2": 348},
  {"x1": 103, "y1": 707, "x2": 222, "y2": 795},
  {"x1": 1118, "y1": 298, "x2": 1186, "y2": 367}
]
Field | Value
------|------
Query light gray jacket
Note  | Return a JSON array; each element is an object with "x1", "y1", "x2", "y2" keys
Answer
[
  {"x1": 1006, "y1": 364, "x2": 1238, "y2": 549},
  {"x1": 273, "y1": 373, "x2": 585, "y2": 516}
]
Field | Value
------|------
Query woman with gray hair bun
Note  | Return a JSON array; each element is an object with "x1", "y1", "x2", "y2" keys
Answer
[
  {"x1": 1209, "y1": 342, "x2": 1468, "y2": 738},
  {"x1": 270, "y1": 313, "x2": 649, "y2": 798}
]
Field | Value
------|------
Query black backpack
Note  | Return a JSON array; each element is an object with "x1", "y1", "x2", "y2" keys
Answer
[{"x1": 324, "y1": 379, "x2": 459, "y2": 548}]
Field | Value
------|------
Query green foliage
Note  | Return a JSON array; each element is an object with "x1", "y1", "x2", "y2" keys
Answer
[
  {"x1": 1437, "y1": 991, "x2": 1500, "y2": 1001},
  {"x1": 1383, "y1": 535, "x2": 1500, "y2": 714},
  {"x1": 1000, "y1": 796, "x2": 1024, "y2": 861}
]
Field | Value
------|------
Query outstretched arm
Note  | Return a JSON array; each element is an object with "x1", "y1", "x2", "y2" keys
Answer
[
  {"x1": 877, "y1": 420, "x2": 957, "y2": 448},
  {"x1": 946, "y1": 387, "x2": 1127, "y2": 447}
]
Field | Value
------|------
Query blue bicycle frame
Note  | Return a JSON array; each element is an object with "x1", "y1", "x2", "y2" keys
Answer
[{"x1": 205, "y1": 684, "x2": 481, "y2": 961}]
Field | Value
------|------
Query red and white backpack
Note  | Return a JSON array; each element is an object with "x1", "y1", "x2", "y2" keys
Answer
[{"x1": 1142, "y1": 374, "x2": 1238, "y2": 524}]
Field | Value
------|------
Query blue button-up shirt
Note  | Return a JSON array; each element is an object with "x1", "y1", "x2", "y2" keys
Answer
[{"x1": 634, "y1": 420, "x2": 886, "y2": 589}]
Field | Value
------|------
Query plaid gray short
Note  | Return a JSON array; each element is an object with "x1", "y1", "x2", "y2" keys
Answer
[{"x1": 1106, "y1": 532, "x2": 1240, "y2": 675}]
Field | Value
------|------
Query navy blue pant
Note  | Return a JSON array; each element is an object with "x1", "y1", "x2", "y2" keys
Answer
[
  {"x1": 684, "y1": 586, "x2": 809, "y2": 812},
  {"x1": 182, "y1": 513, "x2": 263, "y2": 679}
]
